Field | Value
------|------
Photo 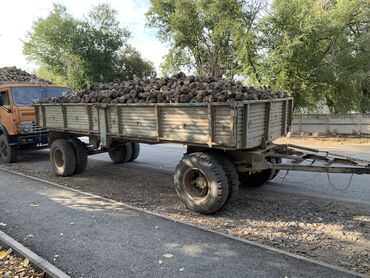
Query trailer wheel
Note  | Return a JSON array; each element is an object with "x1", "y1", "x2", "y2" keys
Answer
[
  {"x1": 50, "y1": 139, "x2": 76, "y2": 176},
  {"x1": 68, "y1": 138, "x2": 88, "y2": 174},
  {"x1": 239, "y1": 157, "x2": 282, "y2": 187},
  {"x1": 108, "y1": 142, "x2": 132, "y2": 164},
  {"x1": 269, "y1": 157, "x2": 282, "y2": 180},
  {"x1": 209, "y1": 153, "x2": 239, "y2": 203},
  {"x1": 238, "y1": 170, "x2": 270, "y2": 187},
  {"x1": 174, "y1": 152, "x2": 229, "y2": 214},
  {"x1": 48, "y1": 131, "x2": 70, "y2": 146},
  {"x1": 129, "y1": 142, "x2": 140, "y2": 162},
  {"x1": 0, "y1": 134, "x2": 17, "y2": 163}
]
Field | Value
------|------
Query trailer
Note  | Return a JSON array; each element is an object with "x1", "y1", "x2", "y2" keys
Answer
[{"x1": 34, "y1": 98, "x2": 370, "y2": 214}]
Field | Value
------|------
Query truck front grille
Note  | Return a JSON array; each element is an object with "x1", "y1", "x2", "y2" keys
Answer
[{"x1": 32, "y1": 123, "x2": 48, "y2": 133}]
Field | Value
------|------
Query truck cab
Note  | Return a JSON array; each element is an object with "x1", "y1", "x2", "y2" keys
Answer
[{"x1": 0, "y1": 83, "x2": 72, "y2": 163}]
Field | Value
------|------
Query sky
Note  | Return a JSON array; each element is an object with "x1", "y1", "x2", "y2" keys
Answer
[{"x1": 0, "y1": 0, "x2": 169, "y2": 73}]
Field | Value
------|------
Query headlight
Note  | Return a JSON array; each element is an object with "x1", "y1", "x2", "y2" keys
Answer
[{"x1": 20, "y1": 122, "x2": 33, "y2": 134}]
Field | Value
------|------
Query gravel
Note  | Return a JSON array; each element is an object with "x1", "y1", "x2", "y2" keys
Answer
[
  {"x1": 1, "y1": 151, "x2": 369, "y2": 275},
  {"x1": 0, "y1": 67, "x2": 50, "y2": 85},
  {"x1": 0, "y1": 245, "x2": 44, "y2": 277},
  {"x1": 39, "y1": 72, "x2": 287, "y2": 104}
]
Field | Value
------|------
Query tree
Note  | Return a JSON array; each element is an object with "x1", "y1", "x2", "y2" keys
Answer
[
  {"x1": 146, "y1": 0, "x2": 244, "y2": 78},
  {"x1": 114, "y1": 46, "x2": 156, "y2": 80},
  {"x1": 24, "y1": 3, "x2": 155, "y2": 90},
  {"x1": 254, "y1": 0, "x2": 370, "y2": 112}
]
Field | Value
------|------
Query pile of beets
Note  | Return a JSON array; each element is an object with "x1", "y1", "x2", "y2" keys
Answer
[{"x1": 39, "y1": 72, "x2": 287, "y2": 104}]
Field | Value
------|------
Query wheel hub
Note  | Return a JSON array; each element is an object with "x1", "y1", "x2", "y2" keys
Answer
[
  {"x1": 54, "y1": 149, "x2": 64, "y2": 168},
  {"x1": 184, "y1": 169, "x2": 209, "y2": 198}
]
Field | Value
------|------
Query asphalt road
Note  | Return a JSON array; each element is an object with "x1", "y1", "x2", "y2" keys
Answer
[
  {"x1": 0, "y1": 169, "x2": 359, "y2": 278},
  {"x1": 91, "y1": 143, "x2": 370, "y2": 205}
]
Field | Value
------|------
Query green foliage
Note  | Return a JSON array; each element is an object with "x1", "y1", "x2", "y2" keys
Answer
[
  {"x1": 115, "y1": 46, "x2": 157, "y2": 80},
  {"x1": 147, "y1": 0, "x2": 369, "y2": 112},
  {"x1": 35, "y1": 67, "x2": 68, "y2": 86},
  {"x1": 24, "y1": 3, "x2": 155, "y2": 90},
  {"x1": 255, "y1": 0, "x2": 370, "y2": 112},
  {"x1": 146, "y1": 0, "x2": 240, "y2": 78}
]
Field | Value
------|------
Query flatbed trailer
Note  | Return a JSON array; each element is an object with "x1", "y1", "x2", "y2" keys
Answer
[{"x1": 34, "y1": 98, "x2": 370, "y2": 214}]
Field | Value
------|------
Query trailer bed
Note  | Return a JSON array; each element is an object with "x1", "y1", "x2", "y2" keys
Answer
[{"x1": 35, "y1": 98, "x2": 293, "y2": 149}]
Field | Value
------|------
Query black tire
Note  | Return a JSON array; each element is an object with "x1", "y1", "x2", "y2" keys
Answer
[
  {"x1": 48, "y1": 131, "x2": 70, "y2": 146},
  {"x1": 129, "y1": 142, "x2": 140, "y2": 162},
  {"x1": 238, "y1": 170, "x2": 271, "y2": 187},
  {"x1": 239, "y1": 157, "x2": 282, "y2": 187},
  {"x1": 174, "y1": 152, "x2": 229, "y2": 214},
  {"x1": 0, "y1": 134, "x2": 17, "y2": 163},
  {"x1": 108, "y1": 142, "x2": 132, "y2": 164},
  {"x1": 50, "y1": 139, "x2": 76, "y2": 176},
  {"x1": 68, "y1": 138, "x2": 88, "y2": 174},
  {"x1": 269, "y1": 157, "x2": 282, "y2": 180},
  {"x1": 209, "y1": 153, "x2": 239, "y2": 203}
]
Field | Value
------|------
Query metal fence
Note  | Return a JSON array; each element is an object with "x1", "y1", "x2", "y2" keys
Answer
[{"x1": 292, "y1": 114, "x2": 370, "y2": 136}]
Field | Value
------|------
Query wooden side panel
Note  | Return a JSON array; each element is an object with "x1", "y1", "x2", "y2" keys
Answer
[
  {"x1": 119, "y1": 106, "x2": 157, "y2": 138},
  {"x1": 213, "y1": 106, "x2": 233, "y2": 145},
  {"x1": 160, "y1": 107, "x2": 209, "y2": 143},
  {"x1": 65, "y1": 106, "x2": 90, "y2": 132},
  {"x1": 246, "y1": 103, "x2": 266, "y2": 148},
  {"x1": 236, "y1": 107, "x2": 244, "y2": 148},
  {"x1": 91, "y1": 107, "x2": 99, "y2": 132},
  {"x1": 38, "y1": 98, "x2": 293, "y2": 149},
  {"x1": 268, "y1": 101, "x2": 284, "y2": 140},
  {"x1": 44, "y1": 106, "x2": 63, "y2": 128},
  {"x1": 108, "y1": 106, "x2": 118, "y2": 134}
]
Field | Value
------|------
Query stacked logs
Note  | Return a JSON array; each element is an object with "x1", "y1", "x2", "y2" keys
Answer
[
  {"x1": 0, "y1": 67, "x2": 51, "y2": 85},
  {"x1": 39, "y1": 72, "x2": 288, "y2": 104}
]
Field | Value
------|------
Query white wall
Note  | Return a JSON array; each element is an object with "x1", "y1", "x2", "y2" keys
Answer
[{"x1": 292, "y1": 114, "x2": 370, "y2": 136}]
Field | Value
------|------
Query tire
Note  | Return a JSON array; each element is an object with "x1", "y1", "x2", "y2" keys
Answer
[
  {"x1": 129, "y1": 142, "x2": 140, "y2": 162},
  {"x1": 50, "y1": 139, "x2": 76, "y2": 176},
  {"x1": 0, "y1": 134, "x2": 17, "y2": 163},
  {"x1": 68, "y1": 138, "x2": 88, "y2": 174},
  {"x1": 108, "y1": 142, "x2": 132, "y2": 164},
  {"x1": 269, "y1": 157, "x2": 282, "y2": 180},
  {"x1": 174, "y1": 152, "x2": 229, "y2": 214},
  {"x1": 238, "y1": 157, "x2": 282, "y2": 187},
  {"x1": 48, "y1": 131, "x2": 70, "y2": 146},
  {"x1": 238, "y1": 170, "x2": 271, "y2": 187},
  {"x1": 209, "y1": 153, "x2": 239, "y2": 203}
]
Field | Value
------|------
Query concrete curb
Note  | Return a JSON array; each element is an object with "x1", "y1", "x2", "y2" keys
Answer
[
  {"x1": 0, "y1": 167, "x2": 368, "y2": 278},
  {"x1": 0, "y1": 230, "x2": 70, "y2": 278}
]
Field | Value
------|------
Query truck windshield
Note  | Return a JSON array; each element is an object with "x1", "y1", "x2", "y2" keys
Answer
[{"x1": 12, "y1": 86, "x2": 72, "y2": 107}]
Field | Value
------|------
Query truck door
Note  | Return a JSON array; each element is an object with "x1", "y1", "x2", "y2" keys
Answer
[{"x1": 0, "y1": 89, "x2": 15, "y2": 135}]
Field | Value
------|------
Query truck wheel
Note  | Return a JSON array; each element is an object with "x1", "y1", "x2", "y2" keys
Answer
[
  {"x1": 50, "y1": 139, "x2": 76, "y2": 177},
  {"x1": 129, "y1": 142, "x2": 140, "y2": 162},
  {"x1": 108, "y1": 142, "x2": 132, "y2": 164},
  {"x1": 174, "y1": 152, "x2": 229, "y2": 214},
  {"x1": 68, "y1": 138, "x2": 88, "y2": 174},
  {"x1": 209, "y1": 153, "x2": 239, "y2": 203},
  {"x1": 0, "y1": 134, "x2": 17, "y2": 163}
]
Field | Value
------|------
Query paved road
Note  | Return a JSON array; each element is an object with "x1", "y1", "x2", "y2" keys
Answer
[
  {"x1": 0, "y1": 170, "x2": 359, "y2": 278},
  {"x1": 91, "y1": 143, "x2": 370, "y2": 205}
]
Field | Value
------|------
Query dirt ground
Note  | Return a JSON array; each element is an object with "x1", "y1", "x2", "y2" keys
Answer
[
  {"x1": 0, "y1": 245, "x2": 44, "y2": 277},
  {"x1": 276, "y1": 136, "x2": 370, "y2": 146},
  {"x1": 1, "y1": 150, "x2": 369, "y2": 275}
]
